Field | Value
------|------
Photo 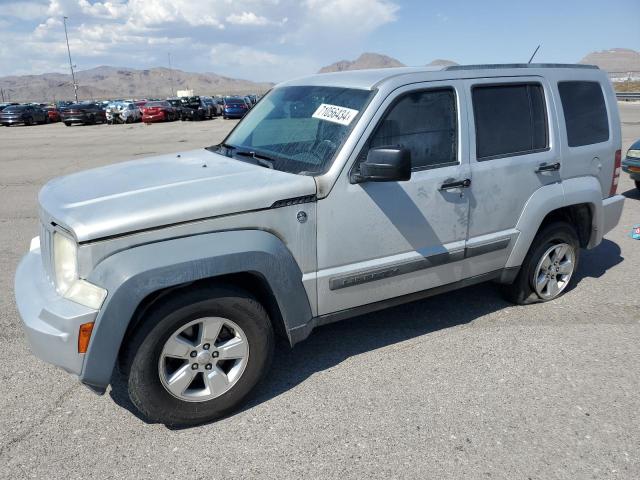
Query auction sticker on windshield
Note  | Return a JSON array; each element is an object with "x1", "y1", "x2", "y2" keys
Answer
[{"x1": 312, "y1": 104, "x2": 359, "y2": 126}]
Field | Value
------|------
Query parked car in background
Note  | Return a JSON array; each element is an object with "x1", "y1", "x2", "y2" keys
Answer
[
  {"x1": 133, "y1": 100, "x2": 147, "y2": 114},
  {"x1": 142, "y1": 101, "x2": 178, "y2": 123},
  {"x1": 202, "y1": 96, "x2": 222, "y2": 117},
  {"x1": 222, "y1": 97, "x2": 249, "y2": 119},
  {"x1": 0, "y1": 104, "x2": 47, "y2": 126},
  {"x1": 167, "y1": 98, "x2": 186, "y2": 120},
  {"x1": 44, "y1": 106, "x2": 61, "y2": 123},
  {"x1": 59, "y1": 103, "x2": 107, "y2": 126},
  {"x1": 0, "y1": 102, "x2": 19, "y2": 112},
  {"x1": 622, "y1": 138, "x2": 640, "y2": 192},
  {"x1": 106, "y1": 102, "x2": 141, "y2": 124},
  {"x1": 181, "y1": 96, "x2": 208, "y2": 121}
]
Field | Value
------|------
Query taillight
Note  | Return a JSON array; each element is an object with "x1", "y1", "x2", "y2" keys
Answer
[{"x1": 610, "y1": 149, "x2": 621, "y2": 196}]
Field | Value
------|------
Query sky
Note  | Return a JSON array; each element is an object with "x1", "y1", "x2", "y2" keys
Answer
[{"x1": 0, "y1": 0, "x2": 638, "y2": 82}]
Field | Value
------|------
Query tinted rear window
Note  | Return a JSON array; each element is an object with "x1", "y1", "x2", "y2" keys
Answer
[
  {"x1": 3, "y1": 106, "x2": 26, "y2": 112},
  {"x1": 472, "y1": 83, "x2": 548, "y2": 160},
  {"x1": 558, "y1": 81, "x2": 609, "y2": 147}
]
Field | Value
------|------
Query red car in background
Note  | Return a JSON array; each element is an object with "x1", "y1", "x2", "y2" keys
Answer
[
  {"x1": 141, "y1": 101, "x2": 178, "y2": 123},
  {"x1": 44, "y1": 106, "x2": 60, "y2": 122}
]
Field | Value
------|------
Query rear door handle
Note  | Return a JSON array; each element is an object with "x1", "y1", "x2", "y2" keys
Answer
[
  {"x1": 535, "y1": 162, "x2": 561, "y2": 173},
  {"x1": 440, "y1": 178, "x2": 471, "y2": 190}
]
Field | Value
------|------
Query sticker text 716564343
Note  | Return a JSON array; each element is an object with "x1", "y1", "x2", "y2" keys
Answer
[{"x1": 312, "y1": 104, "x2": 359, "y2": 126}]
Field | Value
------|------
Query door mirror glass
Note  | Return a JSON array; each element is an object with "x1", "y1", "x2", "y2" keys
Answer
[{"x1": 353, "y1": 146, "x2": 411, "y2": 183}]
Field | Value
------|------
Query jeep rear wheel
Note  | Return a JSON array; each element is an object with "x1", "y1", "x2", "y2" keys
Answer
[
  {"x1": 503, "y1": 222, "x2": 580, "y2": 305},
  {"x1": 124, "y1": 287, "x2": 274, "y2": 426},
  {"x1": 635, "y1": 180, "x2": 640, "y2": 192}
]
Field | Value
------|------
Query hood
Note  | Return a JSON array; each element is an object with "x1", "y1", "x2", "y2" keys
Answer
[{"x1": 39, "y1": 149, "x2": 317, "y2": 242}]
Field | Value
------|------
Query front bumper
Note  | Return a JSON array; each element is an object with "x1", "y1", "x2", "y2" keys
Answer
[
  {"x1": 622, "y1": 157, "x2": 640, "y2": 180},
  {"x1": 0, "y1": 117, "x2": 24, "y2": 124},
  {"x1": 602, "y1": 194, "x2": 625, "y2": 236},
  {"x1": 14, "y1": 246, "x2": 98, "y2": 377},
  {"x1": 61, "y1": 115, "x2": 89, "y2": 123}
]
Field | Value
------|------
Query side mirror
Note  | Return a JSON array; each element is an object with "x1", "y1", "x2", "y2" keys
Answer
[{"x1": 352, "y1": 146, "x2": 411, "y2": 183}]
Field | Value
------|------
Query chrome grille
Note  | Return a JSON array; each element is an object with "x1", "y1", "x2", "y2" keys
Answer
[{"x1": 39, "y1": 222, "x2": 55, "y2": 285}]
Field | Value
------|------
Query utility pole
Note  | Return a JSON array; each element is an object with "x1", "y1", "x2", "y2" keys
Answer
[
  {"x1": 63, "y1": 16, "x2": 79, "y2": 103},
  {"x1": 1, "y1": 88, "x2": 5, "y2": 102},
  {"x1": 168, "y1": 52, "x2": 175, "y2": 97}
]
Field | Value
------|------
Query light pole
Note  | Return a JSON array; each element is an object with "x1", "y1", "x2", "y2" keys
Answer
[
  {"x1": 63, "y1": 16, "x2": 79, "y2": 103},
  {"x1": 168, "y1": 52, "x2": 175, "y2": 97}
]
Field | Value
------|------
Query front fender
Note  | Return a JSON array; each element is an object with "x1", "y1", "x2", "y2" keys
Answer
[{"x1": 81, "y1": 229, "x2": 312, "y2": 390}]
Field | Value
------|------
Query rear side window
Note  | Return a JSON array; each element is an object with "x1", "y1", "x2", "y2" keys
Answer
[
  {"x1": 369, "y1": 88, "x2": 457, "y2": 169},
  {"x1": 472, "y1": 83, "x2": 548, "y2": 160},
  {"x1": 558, "y1": 81, "x2": 609, "y2": 147}
]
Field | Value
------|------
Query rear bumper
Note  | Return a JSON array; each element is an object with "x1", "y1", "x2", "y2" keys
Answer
[
  {"x1": 14, "y1": 246, "x2": 98, "y2": 377},
  {"x1": 601, "y1": 194, "x2": 625, "y2": 236},
  {"x1": 223, "y1": 111, "x2": 245, "y2": 118},
  {"x1": 142, "y1": 113, "x2": 166, "y2": 122}
]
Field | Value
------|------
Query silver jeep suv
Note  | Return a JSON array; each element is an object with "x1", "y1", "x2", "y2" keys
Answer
[{"x1": 15, "y1": 64, "x2": 625, "y2": 425}]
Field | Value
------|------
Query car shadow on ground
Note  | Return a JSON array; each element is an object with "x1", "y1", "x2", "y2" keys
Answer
[
  {"x1": 622, "y1": 185, "x2": 639, "y2": 200},
  {"x1": 109, "y1": 238, "x2": 624, "y2": 429}
]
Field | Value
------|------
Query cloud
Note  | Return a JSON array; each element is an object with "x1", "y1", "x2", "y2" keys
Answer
[
  {"x1": 0, "y1": 0, "x2": 400, "y2": 80},
  {"x1": 226, "y1": 12, "x2": 270, "y2": 26}
]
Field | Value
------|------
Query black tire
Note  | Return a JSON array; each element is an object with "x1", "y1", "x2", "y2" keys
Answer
[
  {"x1": 503, "y1": 221, "x2": 580, "y2": 305},
  {"x1": 635, "y1": 180, "x2": 640, "y2": 192},
  {"x1": 25, "y1": 117, "x2": 33, "y2": 126},
  {"x1": 124, "y1": 286, "x2": 274, "y2": 426},
  {"x1": 64, "y1": 122, "x2": 72, "y2": 126}
]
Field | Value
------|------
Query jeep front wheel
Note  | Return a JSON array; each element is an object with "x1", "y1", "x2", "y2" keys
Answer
[{"x1": 125, "y1": 287, "x2": 274, "y2": 426}]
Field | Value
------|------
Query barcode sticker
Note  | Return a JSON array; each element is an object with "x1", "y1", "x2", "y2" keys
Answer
[{"x1": 312, "y1": 104, "x2": 359, "y2": 126}]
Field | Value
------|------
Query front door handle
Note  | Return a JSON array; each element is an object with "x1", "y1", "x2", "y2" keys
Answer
[
  {"x1": 535, "y1": 162, "x2": 561, "y2": 173},
  {"x1": 439, "y1": 178, "x2": 471, "y2": 191}
]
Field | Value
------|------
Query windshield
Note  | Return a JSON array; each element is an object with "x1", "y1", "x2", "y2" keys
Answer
[{"x1": 221, "y1": 86, "x2": 374, "y2": 175}]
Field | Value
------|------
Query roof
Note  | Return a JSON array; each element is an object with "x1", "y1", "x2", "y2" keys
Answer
[{"x1": 279, "y1": 63, "x2": 600, "y2": 91}]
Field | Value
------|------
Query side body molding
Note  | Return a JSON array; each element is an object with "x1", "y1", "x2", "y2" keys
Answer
[
  {"x1": 504, "y1": 176, "x2": 603, "y2": 273},
  {"x1": 81, "y1": 230, "x2": 312, "y2": 390}
]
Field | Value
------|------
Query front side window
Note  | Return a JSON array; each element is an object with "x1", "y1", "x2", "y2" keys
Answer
[
  {"x1": 472, "y1": 83, "x2": 548, "y2": 160},
  {"x1": 558, "y1": 81, "x2": 609, "y2": 147},
  {"x1": 367, "y1": 88, "x2": 458, "y2": 169},
  {"x1": 222, "y1": 86, "x2": 374, "y2": 175}
]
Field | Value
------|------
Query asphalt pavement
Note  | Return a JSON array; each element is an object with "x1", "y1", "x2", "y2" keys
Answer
[{"x1": 0, "y1": 106, "x2": 639, "y2": 479}]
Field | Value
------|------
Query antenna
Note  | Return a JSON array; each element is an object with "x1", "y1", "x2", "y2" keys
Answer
[{"x1": 528, "y1": 45, "x2": 541, "y2": 64}]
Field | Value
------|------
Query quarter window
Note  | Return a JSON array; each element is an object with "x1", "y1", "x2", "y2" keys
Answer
[
  {"x1": 369, "y1": 88, "x2": 457, "y2": 169},
  {"x1": 472, "y1": 83, "x2": 548, "y2": 160},
  {"x1": 558, "y1": 81, "x2": 609, "y2": 147}
]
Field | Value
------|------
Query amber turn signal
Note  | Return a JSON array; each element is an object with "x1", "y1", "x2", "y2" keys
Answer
[{"x1": 78, "y1": 322, "x2": 95, "y2": 353}]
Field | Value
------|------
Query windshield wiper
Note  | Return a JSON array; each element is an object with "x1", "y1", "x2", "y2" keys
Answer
[{"x1": 234, "y1": 149, "x2": 276, "y2": 169}]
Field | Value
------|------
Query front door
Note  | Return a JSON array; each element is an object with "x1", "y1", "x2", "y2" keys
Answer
[{"x1": 316, "y1": 81, "x2": 471, "y2": 315}]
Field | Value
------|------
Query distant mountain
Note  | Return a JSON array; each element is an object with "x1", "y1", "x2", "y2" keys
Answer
[
  {"x1": 427, "y1": 59, "x2": 458, "y2": 67},
  {"x1": 0, "y1": 66, "x2": 274, "y2": 103},
  {"x1": 318, "y1": 53, "x2": 405, "y2": 73},
  {"x1": 579, "y1": 48, "x2": 640, "y2": 72}
]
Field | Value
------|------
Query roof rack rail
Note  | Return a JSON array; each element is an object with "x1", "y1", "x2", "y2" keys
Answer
[{"x1": 445, "y1": 63, "x2": 599, "y2": 71}]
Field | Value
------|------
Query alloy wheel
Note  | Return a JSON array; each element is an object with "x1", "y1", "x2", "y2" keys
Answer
[
  {"x1": 533, "y1": 242, "x2": 575, "y2": 300},
  {"x1": 158, "y1": 317, "x2": 249, "y2": 402}
]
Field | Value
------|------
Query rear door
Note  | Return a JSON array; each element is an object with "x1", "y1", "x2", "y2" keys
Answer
[{"x1": 463, "y1": 77, "x2": 561, "y2": 276}]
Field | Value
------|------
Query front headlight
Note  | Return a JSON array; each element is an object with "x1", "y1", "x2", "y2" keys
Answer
[
  {"x1": 627, "y1": 149, "x2": 640, "y2": 159},
  {"x1": 53, "y1": 232, "x2": 107, "y2": 309},
  {"x1": 53, "y1": 232, "x2": 78, "y2": 294}
]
